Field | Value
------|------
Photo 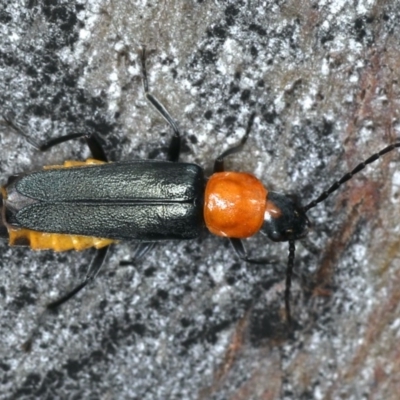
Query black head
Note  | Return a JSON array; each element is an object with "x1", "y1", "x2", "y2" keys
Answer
[{"x1": 262, "y1": 192, "x2": 310, "y2": 242}]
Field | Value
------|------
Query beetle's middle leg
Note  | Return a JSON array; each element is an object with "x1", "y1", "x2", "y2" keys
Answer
[
  {"x1": 140, "y1": 48, "x2": 181, "y2": 162},
  {"x1": 118, "y1": 49, "x2": 183, "y2": 265},
  {"x1": 2, "y1": 112, "x2": 108, "y2": 162}
]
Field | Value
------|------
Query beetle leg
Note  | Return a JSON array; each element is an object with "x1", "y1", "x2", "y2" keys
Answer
[
  {"x1": 141, "y1": 48, "x2": 181, "y2": 162},
  {"x1": 22, "y1": 246, "x2": 109, "y2": 352},
  {"x1": 0, "y1": 191, "x2": 8, "y2": 240},
  {"x1": 213, "y1": 113, "x2": 255, "y2": 173},
  {"x1": 2, "y1": 113, "x2": 108, "y2": 161},
  {"x1": 119, "y1": 242, "x2": 156, "y2": 266},
  {"x1": 229, "y1": 238, "x2": 277, "y2": 265},
  {"x1": 47, "y1": 246, "x2": 109, "y2": 310},
  {"x1": 231, "y1": 237, "x2": 294, "y2": 323}
]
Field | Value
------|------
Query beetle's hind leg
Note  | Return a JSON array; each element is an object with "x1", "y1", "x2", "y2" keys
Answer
[
  {"x1": 140, "y1": 48, "x2": 181, "y2": 162},
  {"x1": 2, "y1": 112, "x2": 108, "y2": 162},
  {"x1": 22, "y1": 246, "x2": 109, "y2": 352}
]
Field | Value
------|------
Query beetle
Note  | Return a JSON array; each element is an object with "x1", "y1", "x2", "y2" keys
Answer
[{"x1": 1, "y1": 49, "x2": 400, "y2": 349}]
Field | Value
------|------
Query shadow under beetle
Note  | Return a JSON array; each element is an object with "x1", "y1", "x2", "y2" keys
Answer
[{"x1": 1, "y1": 49, "x2": 400, "y2": 349}]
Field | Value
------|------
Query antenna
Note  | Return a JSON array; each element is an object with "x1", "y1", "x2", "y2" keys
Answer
[{"x1": 303, "y1": 142, "x2": 400, "y2": 212}]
